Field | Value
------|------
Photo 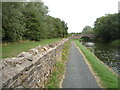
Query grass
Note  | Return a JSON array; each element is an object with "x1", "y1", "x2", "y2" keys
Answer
[
  {"x1": 74, "y1": 40, "x2": 119, "y2": 88},
  {"x1": 45, "y1": 40, "x2": 70, "y2": 88},
  {"x1": 1, "y1": 38, "x2": 62, "y2": 58}
]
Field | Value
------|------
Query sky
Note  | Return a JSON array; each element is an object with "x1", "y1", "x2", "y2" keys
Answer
[{"x1": 42, "y1": 0, "x2": 119, "y2": 33}]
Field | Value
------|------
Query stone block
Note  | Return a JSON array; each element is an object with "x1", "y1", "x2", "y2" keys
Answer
[
  {"x1": 29, "y1": 48, "x2": 39, "y2": 55},
  {"x1": 17, "y1": 52, "x2": 33, "y2": 61}
]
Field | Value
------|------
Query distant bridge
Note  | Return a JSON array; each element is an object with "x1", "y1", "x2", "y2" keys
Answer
[{"x1": 71, "y1": 33, "x2": 95, "y2": 41}]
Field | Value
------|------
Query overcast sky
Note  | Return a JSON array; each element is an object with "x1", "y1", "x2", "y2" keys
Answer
[{"x1": 42, "y1": 0, "x2": 119, "y2": 33}]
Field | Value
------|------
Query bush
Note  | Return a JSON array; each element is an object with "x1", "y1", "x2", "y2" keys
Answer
[{"x1": 111, "y1": 40, "x2": 120, "y2": 47}]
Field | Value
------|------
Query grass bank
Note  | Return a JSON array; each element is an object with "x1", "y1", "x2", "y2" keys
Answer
[
  {"x1": 74, "y1": 40, "x2": 118, "y2": 88},
  {"x1": 45, "y1": 41, "x2": 70, "y2": 88},
  {"x1": 1, "y1": 38, "x2": 62, "y2": 58}
]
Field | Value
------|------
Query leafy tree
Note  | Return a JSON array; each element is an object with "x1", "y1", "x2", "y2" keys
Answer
[
  {"x1": 22, "y1": 2, "x2": 43, "y2": 41},
  {"x1": 82, "y1": 26, "x2": 94, "y2": 34},
  {"x1": 2, "y1": 2, "x2": 25, "y2": 42},
  {"x1": 82, "y1": 26, "x2": 91, "y2": 33},
  {"x1": 61, "y1": 21, "x2": 68, "y2": 37},
  {"x1": 94, "y1": 13, "x2": 119, "y2": 42},
  {"x1": 2, "y1": 2, "x2": 68, "y2": 42}
]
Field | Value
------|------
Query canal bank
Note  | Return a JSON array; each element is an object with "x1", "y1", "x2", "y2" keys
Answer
[
  {"x1": 75, "y1": 40, "x2": 118, "y2": 88},
  {"x1": 83, "y1": 42, "x2": 120, "y2": 75}
]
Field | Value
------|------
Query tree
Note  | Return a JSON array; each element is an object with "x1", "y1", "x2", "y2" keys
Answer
[
  {"x1": 94, "y1": 13, "x2": 119, "y2": 42},
  {"x1": 2, "y1": 2, "x2": 25, "y2": 42},
  {"x1": 82, "y1": 26, "x2": 94, "y2": 34},
  {"x1": 82, "y1": 26, "x2": 91, "y2": 33},
  {"x1": 2, "y1": 2, "x2": 68, "y2": 42},
  {"x1": 61, "y1": 21, "x2": 68, "y2": 37}
]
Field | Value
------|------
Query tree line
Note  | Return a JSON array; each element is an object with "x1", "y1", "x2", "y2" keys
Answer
[
  {"x1": 82, "y1": 13, "x2": 120, "y2": 43},
  {"x1": 82, "y1": 26, "x2": 94, "y2": 34},
  {"x1": 94, "y1": 13, "x2": 120, "y2": 43},
  {"x1": 2, "y1": 2, "x2": 68, "y2": 42}
]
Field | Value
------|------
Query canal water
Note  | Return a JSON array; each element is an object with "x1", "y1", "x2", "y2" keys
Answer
[{"x1": 82, "y1": 42, "x2": 120, "y2": 75}]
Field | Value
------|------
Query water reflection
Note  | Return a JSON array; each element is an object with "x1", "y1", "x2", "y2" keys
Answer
[{"x1": 82, "y1": 42, "x2": 120, "y2": 74}]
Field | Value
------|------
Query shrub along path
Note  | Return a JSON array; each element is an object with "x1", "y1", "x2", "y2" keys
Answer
[{"x1": 62, "y1": 41, "x2": 99, "y2": 88}]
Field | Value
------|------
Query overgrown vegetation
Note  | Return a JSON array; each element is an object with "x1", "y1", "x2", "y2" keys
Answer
[
  {"x1": 2, "y1": 2, "x2": 68, "y2": 42},
  {"x1": 111, "y1": 40, "x2": 120, "y2": 47},
  {"x1": 93, "y1": 13, "x2": 120, "y2": 43},
  {"x1": 75, "y1": 40, "x2": 118, "y2": 88},
  {"x1": 81, "y1": 13, "x2": 120, "y2": 47},
  {"x1": 82, "y1": 26, "x2": 94, "y2": 34},
  {"x1": 45, "y1": 41, "x2": 70, "y2": 88},
  {"x1": 2, "y1": 38, "x2": 61, "y2": 58}
]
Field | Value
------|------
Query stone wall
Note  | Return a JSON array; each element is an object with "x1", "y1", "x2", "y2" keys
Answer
[{"x1": 1, "y1": 38, "x2": 69, "y2": 88}]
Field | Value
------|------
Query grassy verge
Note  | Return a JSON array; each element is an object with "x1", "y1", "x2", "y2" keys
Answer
[
  {"x1": 1, "y1": 38, "x2": 62, "y2": 58},
  {"x1": 45, "y1": 41, "x2": 70, "y2": 88},
  {"x1": 74, "y1": 40, "x2": 119, "y2": 88}
]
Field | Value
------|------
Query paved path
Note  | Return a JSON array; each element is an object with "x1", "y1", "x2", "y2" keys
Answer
[{"x1": 62, "y1": 41, "x2": 100, "y2": 88}]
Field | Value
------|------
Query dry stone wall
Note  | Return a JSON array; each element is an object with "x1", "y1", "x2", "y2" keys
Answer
[{"x1": 0, "y1": 38, "x2": 69, "y2": 88}]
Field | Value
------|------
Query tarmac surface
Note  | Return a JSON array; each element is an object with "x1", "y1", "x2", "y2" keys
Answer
[{"x1": 62, "y1": 41, "x2": 100, "y2": 88}]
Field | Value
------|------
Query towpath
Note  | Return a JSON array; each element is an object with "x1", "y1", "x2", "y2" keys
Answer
[{"x1": 62, "y1": 41, "x2": 100, "y2": 88}]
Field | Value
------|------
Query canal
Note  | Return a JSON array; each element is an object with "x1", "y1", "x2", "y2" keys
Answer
[{"x1": 82, "y1": 42, "x2": 120, "y2": 75}]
